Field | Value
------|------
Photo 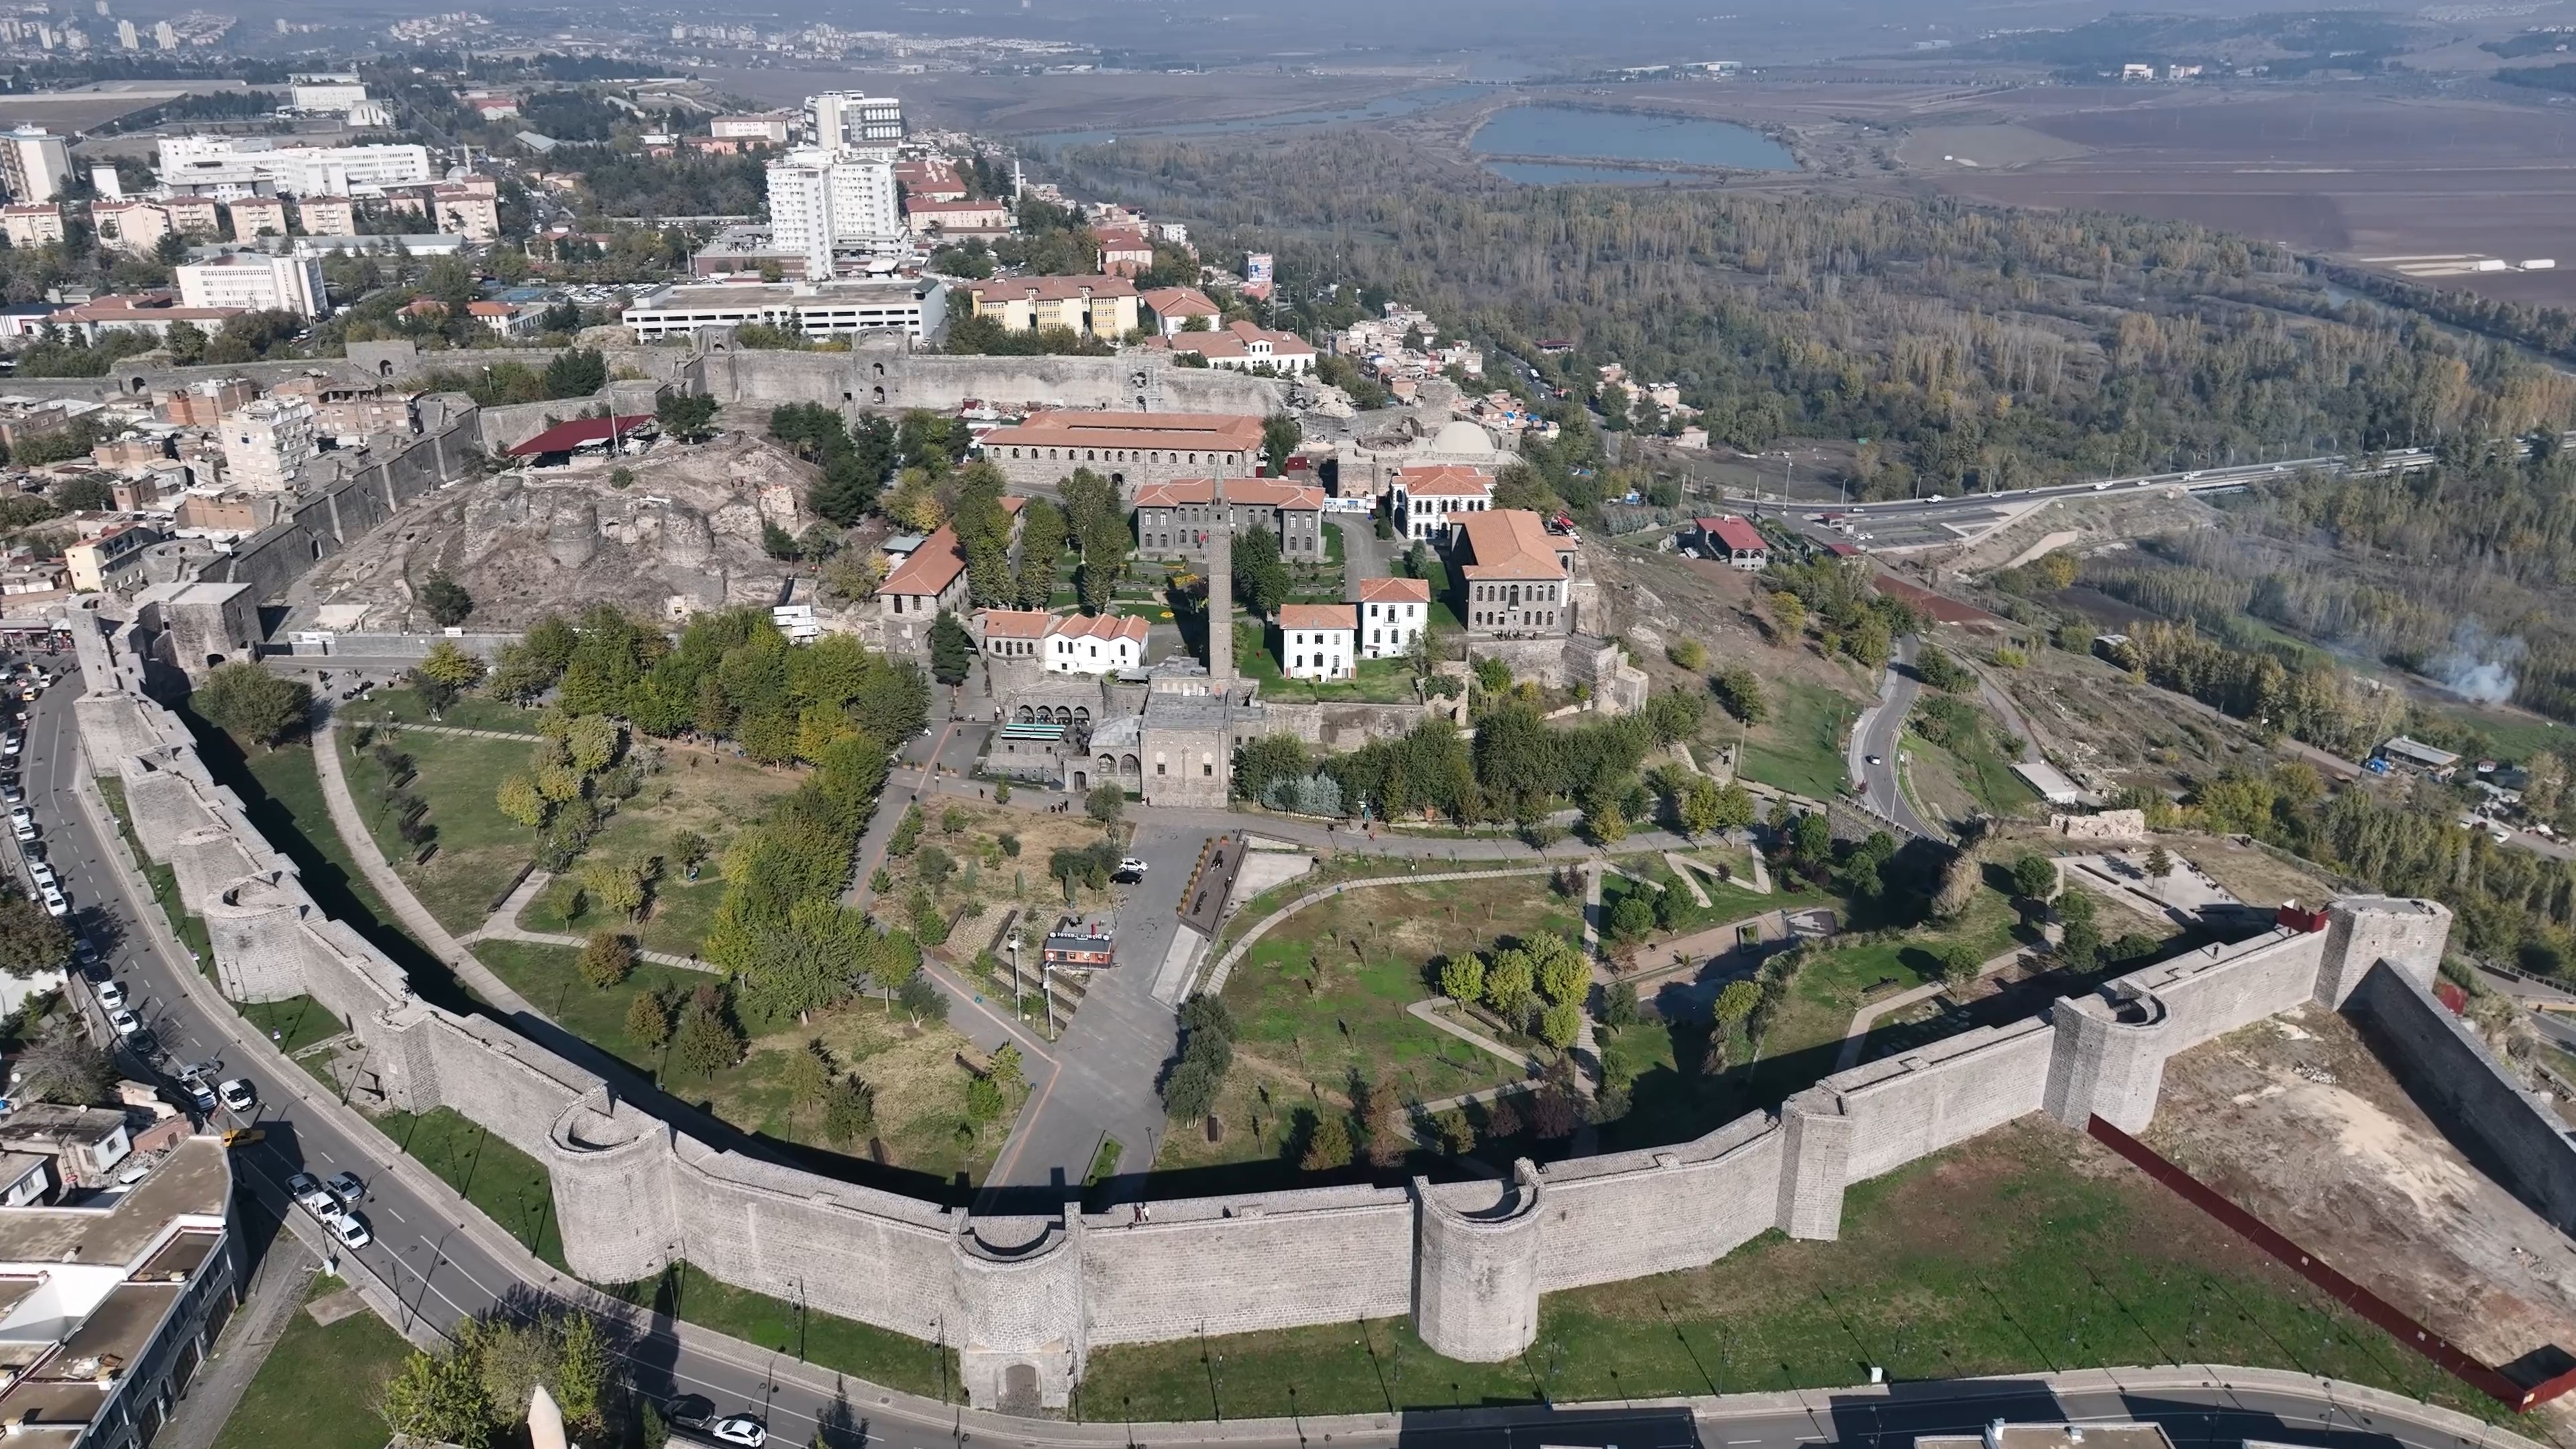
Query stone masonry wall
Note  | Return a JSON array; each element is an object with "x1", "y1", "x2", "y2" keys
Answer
[
  {"x1": 65, "y1": 614, "x2": 2474, "y2": 1409},
  {"x1": 2345, "y1": 960, "x2": 2576, "y2": 1234}
]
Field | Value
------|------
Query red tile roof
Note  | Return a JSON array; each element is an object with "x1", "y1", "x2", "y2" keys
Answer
[
  {"x1": 981, "y1": 608, "x2": 1052, "y2": 639},
  {"x1": 1277, "y1": 603, "x2": 1356, "y2": 631},
  {"x1": 506, "y1": 415, "x2": 656, "y2": 456},
  {"x1": 1140, "y1": 286, "x2": 1218, "y2": 318},
  {"x1": 879, "y1": 497, "x2": 1026, "y2": 598},
  {"x1": 1458, "y1": 509, "x2": 1568, "y2": 582},
  {"x1": 1052, "y1": 613, "x2": 1148, "y2": 645},
  {"x1": 1397, "y1": 464, "x2": 1494, "y2": 496},
  {"x1": 1358, "y1": 576, "x2": 1432, "y2": 604},
  {"x1": 1700, "y1": 515, "x2": 1766, "y2": 553},
  {"x1": 970, "y1": 274, "x2": 1138, "y2": 304},
  {"x1": 979, "y1": 411, "x2": 1264, "y2": 456},
  {"x1": 1130, "y1": 476, "x2": 1321, "y2": 510}
]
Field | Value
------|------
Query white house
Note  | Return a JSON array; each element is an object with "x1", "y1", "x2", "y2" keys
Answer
[
  {"x1": 1277, "y1": 603, "x2": 1357, "y2": 681},
  {"x1": 1046, "y1": 612, "x2": 1148, "y2": 674},
  {"x1": 1358, "y1": 575, "x2": 1430, "y2": 660},
  {"x1": 1391, "y1": 464, "x2": 1495, "y2": 541}
]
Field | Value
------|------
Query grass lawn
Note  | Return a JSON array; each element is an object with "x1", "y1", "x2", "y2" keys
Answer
[
  {"x1": 339, "y1": 723, "x2": 540, "y2": 936},
  {"x1": 97, "y1": 778, "x2": 213, "y2": 965},
  {"x1": 374, "y1": 1106, "x2": 568, "y2": 1271},
  {"x1": 1737, "y1": 679, "x2": 1857, "y2": 800},
  {"x1": 237, "y1": 996, "x2": 343, "y2": 1057},
  {"x1": 350, "y1": 691, "x2": 539, "y2": 735},
  {"x1": 212, "y1": 1274, "x2": 414, "y2": 1449},
  {"x1": 473, "y1": 941, "x2": 1022, "y2": 1184},
  {"x1": 599, "y1": 1261, "x2": 959, "y2": 1402},
  {"x1": 511, "y1": 749, "x2": 800, "y2": 957},
  {"x1": 1172, "y1": 875, "x2": 1582, "y2": 1175},
  {"x1": 1079, "y1": 1116, "x2": 2500, "y2": 1422},
  {"x1": 1230, "y1": 621, "x2": 1420, "y2": 704}
]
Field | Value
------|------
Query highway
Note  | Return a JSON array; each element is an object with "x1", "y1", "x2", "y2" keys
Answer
[
  {"x1": 1727, "y1": 447, "x2": 2440, "y2": 544},
  {"x1": 19, "y1": 659, "x2": 2557, "y2": 1449}
]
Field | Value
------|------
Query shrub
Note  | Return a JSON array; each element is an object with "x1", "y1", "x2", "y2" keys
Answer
[{"x1": 578, "y1": 930, "x2": 635, "y2": 988}]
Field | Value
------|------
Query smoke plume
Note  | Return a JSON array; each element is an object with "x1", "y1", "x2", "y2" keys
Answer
[{"x1": 2428, "y1": 621, "x2": 2526, "y2": 705}]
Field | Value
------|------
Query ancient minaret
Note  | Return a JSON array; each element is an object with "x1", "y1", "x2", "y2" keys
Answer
[{"x1": 1206, "y1": 471, "x2": 1232, "y2": 689}]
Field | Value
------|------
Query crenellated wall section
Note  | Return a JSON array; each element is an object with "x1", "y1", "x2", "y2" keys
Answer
[{"x1": 67, "y1": 615, "x2": 2469, "y2": 1411}]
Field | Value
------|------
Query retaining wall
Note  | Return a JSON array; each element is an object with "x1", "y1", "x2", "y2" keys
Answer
[{"x1": 65, "y1": 614, "x2": 2468, "y2": 1412}]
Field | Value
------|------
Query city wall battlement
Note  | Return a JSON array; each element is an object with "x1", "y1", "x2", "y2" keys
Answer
[{"x1": 68, "y1": 620, "x2": 2465, "y2": 1412}]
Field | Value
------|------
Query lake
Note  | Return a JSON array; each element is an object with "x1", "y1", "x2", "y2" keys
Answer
[
  {"x1": 1470, "y1": 104, "x2": 1799, "y2": 178},
  {"x1": 1022, "y1": 84, "x2": 1488, "y2": 150}
]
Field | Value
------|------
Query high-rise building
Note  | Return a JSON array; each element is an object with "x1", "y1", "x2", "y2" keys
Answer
[
  {"x1": 115, "y1": 18, "x2": 133, "y2": 48},
  {"x1": 175, "y1": 253, "x2": 329, "y2": 319},
  {"x1": 805, "y1": 92, "x2": 902, "y2": 152},
  {"x1": 219, "y1": 396, "x2": 319, "y2": 492},
  {"x1": 0, "y1": 128, "x2": 70, "y2": 204},
  {"x1": 765, "y1": 148, "x2": 899, "y2": 279}
]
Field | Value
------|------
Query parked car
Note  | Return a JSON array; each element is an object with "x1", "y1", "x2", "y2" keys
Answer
[
  {"x1": 287, "y1": 1172, "x2": 333, "y2": 1213},
  {"x1": 217, "y1": 1079, "x2": 255, "y2": 1114},
  {"x1": 663, "y1": 1395, "x2": 715, "y2": 1430},
  {"x1": 708, "y1": 1416, "x2": 766, "y2": 1448},
  {"x1": 331, "y1": 1213, "x2": 371, "y2": 1248},
  {"x1": 8, "y1": 806, "x2": 32, "y2": 841},
  {"x1": 108, "y1": 1007, "x2": 140, "y2": 1036},
  {"x1": 177, "y1": 1074, "x2": 217, "y2": 1112},
  {"x1": 96, "y1": 980, "x2": 124, "y2": 1010},
  {"x1": 325, "y1": 1170, "x2": 364, "y2": 1202},
  {"x1": 39, "y1": 886, "x2": 66, "y2": 917}
]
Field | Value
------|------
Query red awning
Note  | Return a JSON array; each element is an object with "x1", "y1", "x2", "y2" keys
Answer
[{"x1": 506, "y1": 415, "x2": 657, "y2": 456}]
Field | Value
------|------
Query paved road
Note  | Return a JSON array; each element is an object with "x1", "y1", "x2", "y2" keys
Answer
[
  {"x1": 1849, "y1": 637, "x2": 1937, "y2": 838},
  {"x1": 34, "y1": 661, "x2": 2555, "y2": 1449}
]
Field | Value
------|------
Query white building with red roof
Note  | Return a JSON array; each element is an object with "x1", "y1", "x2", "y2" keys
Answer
[
  {"x1": 1139, "y1": 286, "x2": 1220, "y2": 337},
  {"x1": 1694, "y1": 515, "x2": 1768, "y2": 570},
  {"x1": 1163, "y1": 319, "x2": 1316, "y2": 376},
  {"x1": 1046, "y1": 612, "x2": 1149, "y2": 674},
  {"x1": 1391, "y1": 464, "x2": 1495, "y2": 541},
  {"x1": 1275, "y1": 602, "x2": 1357, "y2": 681},
  {"x1": 1358, "y1": 576, "x2": 1431, "y2": 660}
]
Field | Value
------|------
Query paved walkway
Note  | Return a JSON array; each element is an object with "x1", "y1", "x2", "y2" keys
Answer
[
  {"x1": 310, "y1": 714, "x2": 554, "y2": 1023},
  {"x1": 154, "y1": 1228, "x2": 318, "y2": 1449},
  {"x1": 1833, "y1": 945, "x2": 2031, "y2": 1072},
  {"x1": 1197, "y1": 864, "x2": 1556, "y2": 996},
  {"x1": 352, "y1": 717, "x2": 538, "y2": 743},
  {"x1": 460, "y1": 869, "x2": 716, "y2": 971},
  {"x1": 1407, "y1": 996, "x2": 1543, "y2": 1075}
]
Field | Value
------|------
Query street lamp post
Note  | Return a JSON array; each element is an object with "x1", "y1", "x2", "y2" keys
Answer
[{"x1": 1008, "y1": 932, "x2": 1022, "y2": 1021}]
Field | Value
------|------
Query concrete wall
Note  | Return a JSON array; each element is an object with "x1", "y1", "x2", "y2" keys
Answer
[{"x1": 66, "y1": 614, "x2": 2473, "y2": 1409}]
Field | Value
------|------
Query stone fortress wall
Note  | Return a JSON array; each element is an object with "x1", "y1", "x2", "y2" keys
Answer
[
  {"x1": 41, "y1": 341, "x2": 2564, "y2": 1413},
  {"x1": 68, "y1": 609, "x2": 2502, "y2": 1412}
]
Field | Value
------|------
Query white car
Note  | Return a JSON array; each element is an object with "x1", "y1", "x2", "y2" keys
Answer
[
  {"x1": 310, "y1": 1193, "x2": 349, "y2": 1226},
  {"x1": 38, "y1": 887, "x2": 65, "y2": 918},
  {"x1": 96, "y1": 980, "x2": 125, "y2": 1010},
  {"x1": 708, "y1": 1416, "x2": 767, "y2": 1448},
  {"x1": 2092, "y1": 480, "x2": 2112, "y2": 490},
  {"x1": 331, "y1": 1213, "x2": 372, "y2": 1248},
  {"x1": 1118, "y1": 857, "x2": 1148, "y2": 875},
  {"x1": 217, "y1": 1079, "x2": 255, "y2": 1114},
  {"x1": 107, "y1": 1008, "x2": 140, "y2": 1036},
  {"x1": 3, "y1": 734, "x2": 21, "y2": 758},
  {"x1": 26, "y1": 861, "x2": 52, "y2": 892},
  {"x1": 7, "y1": 807, "x2": 30, "y2": 841}
]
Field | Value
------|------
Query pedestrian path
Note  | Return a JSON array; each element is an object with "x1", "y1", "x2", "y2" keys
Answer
[
  {"x1": 1406, "y1": 996, "x2": 1544, "y2": 1076},
  {"x1": 1832, "y1": 945, "x2": 2031, "y2": 1072},
  {"x1": 351, "y1": 717, "x2": 538, "y2": 743},
  {"x1": 460, "y1": 869, "x2": 716, "y2": 971}
]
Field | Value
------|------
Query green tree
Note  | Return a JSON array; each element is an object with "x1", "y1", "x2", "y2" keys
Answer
[
  {"x1": 416, "y1": 639, "x2": 486, "y2": 690},
  {"x1": 419, "y1": 572, "x2": 475, "y2": 628},
  {"x1": 1712, "y1": 979, "x2": 1760, "y2": 1035},
  {"x1": 1532, "y1": 933, "x2": 1589, "y2": 1006},
  {"x1": 1608, "y1": 889, "x2": 1655, "y2": 941},
  {"x1": 0, "y1": 890, "x2": 69, "y2": 977},
  {"x1": 564, "y1": 714, "x2": 621, "y2": 774},
  {"x1": 577, "y1": 930, "x2": 635, "y2": 988},
  {"x1": 1539, "y1": 1000, "x2": 1583, "y2": 1051},
  {"x1": 657, "y1": 391, "x2": 718, "y2": 442},
  {"x1": 1483, "y1": 949, "x2": 1537, "y2": 1020},
  {"x1": 674, "y1": 1002, "x2": 745, "y2": 1075},
  {"x1": 625, "y1": 989, "x2": 672, "y2": 1049},
  {"x1": 1232, "y1": 526, "x2": 1291, "y2": 617},
  {"x1": 1939, "y1": 941, "x2": 1984, "y2": 987},
  {"x1": 1709, "y1": 664, "x2": 1768, "y2": 724},
  {"x1": 1261, "y1": 412, "x2": 1301, "y2": 476},
  {"x1": 381, "y1": 1343, "x2": 492, "y2": 1449},
  {"x1": 1085, "y1": 783, "x2": 1124, "y2": 827},
  {"x1": 1438, "y1": 952, "x2": 1485, "y2": 1002},
  {"x1": 2143, "y1": 845, "x2": 2174, "y2": 881},
  {"x1": 541, "y1": 347, "x2": 607, "y2": 399},
  {"x1": 2009, "y1": 853, "x2": 2059, "y2": 903},
  {"x1": 782, "y1": 1038, "x2": 830, "y2": 1119},
  {"x1": 192, "y1": 662, "x2": 311, "y2": 746},
  {"x1": 928, "y1": 609, "x2": 974, "y2": 686},
  {"x1": 823, "y1": 1075, "x2": 876, "y2": 1144},
  {"x1": 1299, "y1": 1114, "x2": 1354, "y2": 1171},
  {"x1": 496, "y1": 775, "x2": 547, "y2": 828}
]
